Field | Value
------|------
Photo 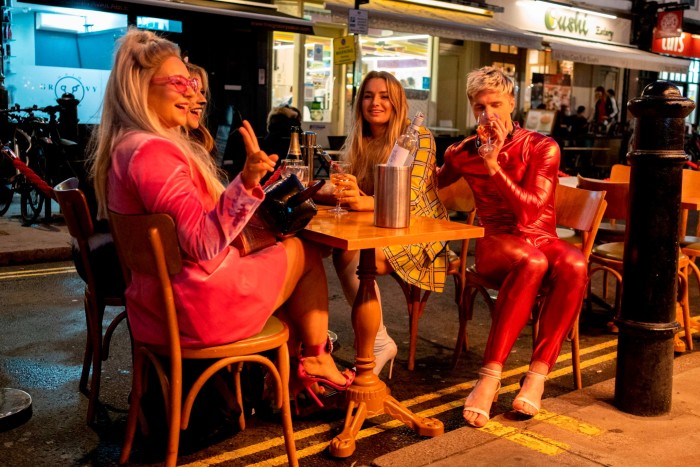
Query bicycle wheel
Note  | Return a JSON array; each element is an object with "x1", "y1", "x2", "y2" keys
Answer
[
  {"x1": 20, "y1": 184, "x2": 44, "y2": 224},
  {"x1": 0, "y1": 181, "x2": 12, "y2": 216}
]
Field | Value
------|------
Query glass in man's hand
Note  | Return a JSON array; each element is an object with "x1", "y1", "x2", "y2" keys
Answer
[
  {"x1": 329, "y1": 161, "x2": 351, "y2": 215},
  {"x1": 477, "y1": 111, "x2": 496, "y2": 158}
]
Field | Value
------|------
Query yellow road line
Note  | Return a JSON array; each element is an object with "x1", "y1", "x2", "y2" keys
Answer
[
  {"x1": 0, "y1": 266, "x2": 75, "y2": 279},
  {"x1": 480, "y1": 421, "x2": 569, "y2": 455},
  {"x1": 183, "y1": 350, "x2": 617, "y2": 466}
]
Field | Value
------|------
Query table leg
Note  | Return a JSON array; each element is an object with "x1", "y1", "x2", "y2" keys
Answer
[{"x1": 329, "y1": 248, "x2": 443, "y2": 458}]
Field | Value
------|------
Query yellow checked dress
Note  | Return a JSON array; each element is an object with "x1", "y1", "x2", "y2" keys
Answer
[{"x1": 381, "y1": 126, "x2": 449, "y2": 292}]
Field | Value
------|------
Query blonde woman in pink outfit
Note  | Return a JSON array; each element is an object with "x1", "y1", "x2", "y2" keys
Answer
[{"x1": 87, "y1": 27, "x2": 353, "y2": 407}]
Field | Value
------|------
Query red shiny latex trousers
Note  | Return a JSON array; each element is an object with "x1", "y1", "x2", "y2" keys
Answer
[
  {"x1": 476, "y1": 234, "x2": 587, "y2": 369},
  {"x1": 439, "y1": 126, "x2": 589, "y2": 370}
]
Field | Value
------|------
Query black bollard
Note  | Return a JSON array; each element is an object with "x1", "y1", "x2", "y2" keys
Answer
[{"x1": 614, "y1": 81, "x2": 695, "y2": 415}]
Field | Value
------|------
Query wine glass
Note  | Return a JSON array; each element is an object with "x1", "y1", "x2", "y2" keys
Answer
[
  {"x1": 282, "y1": 162, "x2": 309, "y2": 186},
  {"x1": 330, "y1": 161, "x2": 351, "y2": 215},
  {"x1": 477, "y1": 111, "x2": 496, "y2": 158}
]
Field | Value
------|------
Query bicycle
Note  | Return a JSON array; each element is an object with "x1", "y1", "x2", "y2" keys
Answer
[
  {"x1": 0, "y1": 104, "x2": 81, "y2": 224},
  {"x1": 0, "y1": 143, "x2": 55, "y2": 224}
]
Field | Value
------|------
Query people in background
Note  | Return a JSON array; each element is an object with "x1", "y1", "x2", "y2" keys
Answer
[
  {"x1": 438, "y1": 66, "x2": 588, "y2": 428},
  {"x1": 592, "y1": 86, "x2": 615, "y2": 134},
  {"x1": 568, "y1": 105, "x2": 589, "y2": 140},
  {"x1": 88, "y1": 27, "x2": 354, "y2": 407},
  {"x1": 318, "y1": 70, "x2": 449, "y2": 379},
  {"x1": 260, "y1": 105, "x2": 303, "y2": 182}
]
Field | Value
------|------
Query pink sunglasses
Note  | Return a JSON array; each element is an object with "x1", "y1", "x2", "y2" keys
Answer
[{"x1": 150, "y1": 75, "x2": 200, "y2": 94}]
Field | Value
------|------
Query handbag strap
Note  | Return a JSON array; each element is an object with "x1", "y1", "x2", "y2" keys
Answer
[{"x1": 287, "y1": 179, "x2": 325, "y2": 207}]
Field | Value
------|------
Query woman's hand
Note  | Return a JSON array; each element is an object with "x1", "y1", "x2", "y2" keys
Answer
[
  {"x1": 333, "y1": 174, "x2": 373, "y2": 211},
  {"x1": 239, "y1": 120, "x2": 278, "y2": 190}
]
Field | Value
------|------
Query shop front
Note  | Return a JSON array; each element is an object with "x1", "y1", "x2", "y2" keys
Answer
[
  {"x1": 1, "y1": 0, "x2": 313, "y2": 162},
  {"x1": 652, "y1": 32, "x2": 700, "y2": 128},
  {"x1": 498, "y1": 0, "x2": 689, "y2": 121},
  {"x1": 319, "y1": 0, "x2": 543, "y2": 142}
]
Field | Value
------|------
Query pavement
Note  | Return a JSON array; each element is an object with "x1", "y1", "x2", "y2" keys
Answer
[
  {"x1": 374, "y1": 351, "x2": 700, "y2": 466},
  {"x1": 2, "y1": 196, "x2": 700, "y2": 466},
  {"x1": 0, "y1": 198, "x2": 71, "y2": 266}
]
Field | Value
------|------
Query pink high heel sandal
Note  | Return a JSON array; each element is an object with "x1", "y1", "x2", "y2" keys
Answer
[{"x1": 291, "y1": 337, "x2": 355, "y2": 411}]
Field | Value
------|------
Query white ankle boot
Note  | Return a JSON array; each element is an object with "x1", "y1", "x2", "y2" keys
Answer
[{"x1": 373, "y1": 326, "x2": 398, "y2": 379}]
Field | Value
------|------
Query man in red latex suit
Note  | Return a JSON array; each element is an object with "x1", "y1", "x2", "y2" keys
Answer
[{"x1": 437, "y1": 67, "x2": 588, "y2": 428}]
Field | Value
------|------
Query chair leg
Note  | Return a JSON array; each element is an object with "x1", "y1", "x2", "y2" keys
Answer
[
  {"x1": 571, "y1": 318, "x2": 582, "y2": 390},
  {"x1": 452, "y1": 286, "x2": 477, "y2": 370},
  {"x1": 407, "y1": 286, "x2": 430, "y2": 371},
  {"x1": 277, "y1": 343, "x2": 299, "y2": 467},
  {"x1": 677, "y1": 271, "x2": 693, "y2": 351},
  {"x1": 119, "y1": 349, "x2": 145, "y2": 465},
  {"x1": 103, "y1": 310, "x2": 127, "y2": 360},
  {"x1": 79, "y1": 294, "x2": 92, "y2": 395},
  {"x1": 233, "y1": 363, "x2": 246, "y2": 430},
  {"x1": 86, "y1": 292, "x2": 106, "y2": 426},
  {"x1": 165, "y1": 359, "x2": 183, "y2": 467}
]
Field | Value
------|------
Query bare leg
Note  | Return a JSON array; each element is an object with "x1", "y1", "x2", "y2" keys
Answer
[{"x1": 275, "y1": 237, "x2": 347, "y2": 387}]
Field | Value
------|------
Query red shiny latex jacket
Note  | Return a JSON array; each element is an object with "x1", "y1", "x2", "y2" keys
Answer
[{"x1": 438, "y1": 124, "x2": 587, "y2": 369}]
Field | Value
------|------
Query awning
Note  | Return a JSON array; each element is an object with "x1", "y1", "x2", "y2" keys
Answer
[
  {"x1": 324, "y1": 0, "x2": 542, "y2": 50},
  {"x1": 30, "y1": 0, "x2": 314, "y2": 34},
  {"x1": 544, "y1": 35, "x2": 690, "y2": 74}
]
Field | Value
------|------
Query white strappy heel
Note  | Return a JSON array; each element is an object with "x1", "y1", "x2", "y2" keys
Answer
[
  {"x1": 463, "y1": 367, "x2": 501, "y2": 427},
  {"x1": 513, "y1": 370, "x2": 548, "y2": 417}
]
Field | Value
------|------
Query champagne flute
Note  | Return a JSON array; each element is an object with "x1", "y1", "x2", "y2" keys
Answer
[
  {"x1": 330, "y1": 161, "x2": 351, "y2": 215},
  {"x1": 477, "y1": 111, "x2": 496, "y2": 158}
]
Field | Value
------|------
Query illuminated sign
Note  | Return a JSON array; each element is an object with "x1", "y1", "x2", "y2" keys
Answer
[{"x1": 652, "y1": 32, "x2": 700, "y2": 59}]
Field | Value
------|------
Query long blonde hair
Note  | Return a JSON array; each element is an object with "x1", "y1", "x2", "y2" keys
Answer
[
  {"x1": 342, "y1": 71, "x2": 407, "y2": 195},
  {"x1": 88, "y1": 27, "x2": 224, "y2": 219},
  {"x1": 185, "y1": 61, "x2": 217, "y2": 155}
]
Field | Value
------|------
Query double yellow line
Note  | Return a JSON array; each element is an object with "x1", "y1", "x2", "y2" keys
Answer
[
  {"x1": 1, "y1": 264, "x2": 617, "y2": 464},
  {"x1": 0, "y1": 265, "x2": 76, "y2": 280},
  {"x1": 183, "y1": 340, "x2": 618, "y2": 466}
]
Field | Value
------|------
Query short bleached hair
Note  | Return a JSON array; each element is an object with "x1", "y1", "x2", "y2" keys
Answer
[{"x1": 466, "y1": 66, "x2": 515, "y2": 103}]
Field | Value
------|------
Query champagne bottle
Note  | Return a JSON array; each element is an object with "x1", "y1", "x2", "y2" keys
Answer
[
  {"x1": 285, "y1": 126, "x2": 302, "y2": 163},
  {"x1": 387, "y1": 111, "x2": 424, "y2": 167}
]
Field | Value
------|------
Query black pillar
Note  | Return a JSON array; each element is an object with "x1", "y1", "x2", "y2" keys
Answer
[{"x1": 614, "y1": 81, "x2": 695, "y2": 415}]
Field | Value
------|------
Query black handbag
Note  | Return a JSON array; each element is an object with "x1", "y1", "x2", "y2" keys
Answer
[
  {"x1": 259, "y1": 175, "x2": 325, "y2": 237},
  {"x1": 233, "y1": 175, "x2": 324, "y2": 256}
]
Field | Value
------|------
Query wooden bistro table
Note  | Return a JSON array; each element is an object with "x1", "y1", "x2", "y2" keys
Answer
[{"x1": 301, "y1": 208, "x2": 484, "y2": 458}]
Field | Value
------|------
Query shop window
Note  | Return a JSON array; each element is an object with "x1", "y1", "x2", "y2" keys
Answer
[
  {"x1": 304, "y1": 36, "x2": 333, "y2": 122},
  {"x1": 136, "y1": 16, "x2": 182, "y2": 33},
  {"x1": 360, "y1": 33, "x2": 431, "y2": 94},
  {"x1": 271, "y1": 31, "x2": 296, "y2": 108},
  {"x1": 490, "y1": 43, "x2": 518, "y2": 55},
  {"x1": 34, "y1": 11, "x2": 128, "y2": 70}
]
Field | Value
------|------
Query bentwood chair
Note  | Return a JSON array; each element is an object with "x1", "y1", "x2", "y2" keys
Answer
[
  {"x1": 389, "y1": 177, "x2": 475, "y2": 371},
  {"x1": 53, "y1": 177, "x2": 127, "y2": 426},
  {"x1": 680, "y1": 169, "x2": 700, "y2": 290},
  {"x1": 577, "y1": 175, "x2": 693, "y2": 352},
  {"x1": 109, "y1": 211, "x2": 297, "y2": 467},
  {"x1": 453, "y1": 184, "x2": 607, "y2": 389}
]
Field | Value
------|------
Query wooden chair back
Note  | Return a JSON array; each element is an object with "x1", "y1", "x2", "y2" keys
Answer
[
  {"x1": 108, "y1": 210, "x2": 297, "y2": 467},
  {"x1": 438, "y1": 177, "x2": 475, "y2": 214},
  {"x1": 609, "y1": 164, "x2": 631, "y2": 183},
  {"x1": 554, "y1": 184, "x2": 607, "y2": 262},
  {"x1": 54, "y1": 178, "x2": 95, "y2": 291},
  {"x1": 577, "y1": 175, "x2": 629, "y2": 245},
  {"x1": 54, "y1": 177, "x2": 128, "y2": 426}
]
